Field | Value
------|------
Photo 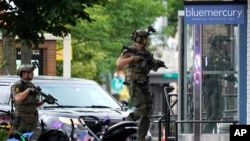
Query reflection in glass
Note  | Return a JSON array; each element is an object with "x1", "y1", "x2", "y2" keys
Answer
[
  {"x1": 202, "y1": 25, "x2": 238, "y2": 133},
  {"x1": 182, "y1": 24, "x2": 238, "y2": 134}
]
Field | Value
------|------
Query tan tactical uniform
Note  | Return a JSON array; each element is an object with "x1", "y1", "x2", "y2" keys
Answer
[
  {"x1": 11, "y1": 79, "x2": 41, "y2": 140},
  {"x1": 120, "y1": 46, "x2": 161, "y2": 141}
]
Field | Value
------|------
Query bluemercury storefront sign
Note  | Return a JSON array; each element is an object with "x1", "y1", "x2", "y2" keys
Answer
[{"x1": 184, "y1": 5, "x2": 245, "y2": 24}]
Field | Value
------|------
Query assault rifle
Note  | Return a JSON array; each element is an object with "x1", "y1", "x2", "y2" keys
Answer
[
  {"x1": 36, "y1": 86, "x2": 59, "y2": 105},
  {"x1": 22, "y1": 81, "x2": 59, "y2": 105},
  {"x1": 122, "y1": 46, "x2": 153, "y2": 61},
  {"x1": 28, "y1": 62, "x2": 58, "y2": 104},
  {"x1": 121, "y1": 46, "x2": 168, "y2": 69}
]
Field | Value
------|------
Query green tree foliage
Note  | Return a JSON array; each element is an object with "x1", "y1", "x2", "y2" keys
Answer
[
  {"x1": 166, "y1": 0, "x2": 184, "y2": 37},
  {"x1": 69, "y1": 0, "x2": 167, "y2": 83},
  {"x1": 0, "y1": 129, "x2": 8, "y2": 141},
  {"x1": 0, "y1": 0, "x2": 107, "y2": 74},
  {"x1": 0, "y1": 0, "x2": 108, "y2": 45}
]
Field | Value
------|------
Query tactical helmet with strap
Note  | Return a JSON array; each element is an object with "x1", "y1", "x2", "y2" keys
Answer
[
  {"x1": 131, "y1": 30, "x2": 149, "y2": 42},
  {"x1": 17, "y1": 64, "x2": 34, "y2": 76},
  {"x1": 207, "y1": 34, "x2": 231, "y2": 46},
  {"x1": 130, "y1": 26, "x2": 156, "y2": 43}
]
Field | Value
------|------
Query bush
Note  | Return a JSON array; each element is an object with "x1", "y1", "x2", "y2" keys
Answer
[{"x1": 0, "y1": 129, "x2": 9, "y2": 141}]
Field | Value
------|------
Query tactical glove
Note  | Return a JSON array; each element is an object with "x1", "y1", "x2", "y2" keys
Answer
[
  {"x1": 157, "y1": 60, "x2": 167, "y2": 69},
  {"x1": 27, "y1": 87, "x2": 35, "y2": 92}
]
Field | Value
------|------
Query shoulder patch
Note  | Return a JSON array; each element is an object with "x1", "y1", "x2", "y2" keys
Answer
[
  {"x1": 12, "y1": 82, "x2": 22, "y2": 93},
  {"x1": 15, "y1": 87, "x2": 20, "y2": 93}
]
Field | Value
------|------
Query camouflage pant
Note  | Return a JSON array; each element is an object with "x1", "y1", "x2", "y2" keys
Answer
[
  {"x1": 13, "y1": 113, "x2": 41, "y2": 140},
  {"x1": 126, "y1": 84, "x2": 153, "y2": 141}
]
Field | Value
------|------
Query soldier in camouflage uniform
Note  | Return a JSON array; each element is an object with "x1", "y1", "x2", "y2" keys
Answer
[
  {"x1": 203, "y1": 34, "x2": 235, "y2": 133},
  {"x1": 116, "y1": 29, "x2": 166, "y2": 141},
  {"x1": 11, "y1": 64, "x2": 45, "y2": 140}
]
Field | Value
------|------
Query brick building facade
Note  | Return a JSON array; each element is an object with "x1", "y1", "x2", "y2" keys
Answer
[{"x1": 0, "y1": 39, "x2": 57, "y2": 76}]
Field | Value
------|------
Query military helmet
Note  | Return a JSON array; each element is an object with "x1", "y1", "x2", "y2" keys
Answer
[
  {"x1": 207, "y1": 34, "x2": 231, "y2": 46},
  {"x1": 131, "y1": 30, "x2": 149, "y2": 42},
  {"x1": 17, "y1": 64, "x2": 34, "y2": 75}
]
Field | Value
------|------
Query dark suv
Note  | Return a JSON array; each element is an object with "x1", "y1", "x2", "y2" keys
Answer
[{"x1": 0, "y1": 75, "x2": 130, "y2": 138}]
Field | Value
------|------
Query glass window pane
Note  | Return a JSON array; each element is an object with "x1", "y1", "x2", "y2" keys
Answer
[
  {"x1": 202, "y1": 24, "x2": 238, "y2": 134},
  {"x1": 37, "y1": 84, "x2": 121, "y2": 109}
]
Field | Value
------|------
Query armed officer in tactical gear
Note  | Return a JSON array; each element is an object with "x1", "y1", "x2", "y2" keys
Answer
[
  {"x1": 203, "y1": 34, "x2": 236, "y2": 133},
  {"x1": 11, "y1": 64, "x2": 45, "y2": 140},
  {"x1": 116, "y1": 28, "x2": 166, "y2": 141}
]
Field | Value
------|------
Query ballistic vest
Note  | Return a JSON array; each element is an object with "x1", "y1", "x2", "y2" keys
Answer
[
  {"x1": 11, "y1": 80, "x2": 38, "y2": 114},
  {"x1": 207, "y1": 48, "x2": 231, "y2": 71},
  {"x1": 125, "y1": 49, "x2": 155, "y2": 84}
]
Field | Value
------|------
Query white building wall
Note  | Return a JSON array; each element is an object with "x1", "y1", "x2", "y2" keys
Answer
[{"x1": 247, "y1": 1, "x2": 250, "y2": 124}]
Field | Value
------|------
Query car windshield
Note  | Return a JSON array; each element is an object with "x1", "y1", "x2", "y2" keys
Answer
[
  {"x1": 0, "y1": 86, "x2": 10, "y2": 105},
  {"x1": 37, "y1": 83, "x2": 121, "y2": 109}
]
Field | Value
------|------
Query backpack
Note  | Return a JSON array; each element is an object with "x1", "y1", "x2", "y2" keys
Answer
[{"x1": 37, "y1": 129, "x2": 69, "y2": 141}]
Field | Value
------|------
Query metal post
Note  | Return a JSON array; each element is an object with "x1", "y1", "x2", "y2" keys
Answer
[
  {"x1": 193, "y1": 24, "x2": 202, "y2": 141},
  {"x1": 63, "y1": 34, "x2": 71, "y2": 78}
]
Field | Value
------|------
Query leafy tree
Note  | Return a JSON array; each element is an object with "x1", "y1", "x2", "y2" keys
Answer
[
  {"x1": 0, "y1": 0, "x2": 107, "y2": 45},
  {"x1": 0, "y1": 30, "x2": 16, "y2": 75},
  {"x1": 166, "y1": 0, "x2": 184, "y2": 37},
  {"x1": 69, "y1": 0, "x2": 167, "y2": 86},
  {"x1": 0, "y1": 0, "x2": 107, "y2": 73}
]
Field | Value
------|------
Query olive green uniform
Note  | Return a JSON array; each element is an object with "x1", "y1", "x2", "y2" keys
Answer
[
  {"x1": 121, "y1": 46, "x2": 162, "y2": 141},
  {"x1": 11, "y1": 79, "x2": 41, "y2": 140}
]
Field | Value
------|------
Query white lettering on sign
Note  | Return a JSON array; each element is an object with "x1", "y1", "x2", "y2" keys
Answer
[
  {"x1": 185, "y1": 8, "x2": 243, "y2": 19},
  {"x1": 17, "y1": 50, "x2": 40, "y2": 55}
]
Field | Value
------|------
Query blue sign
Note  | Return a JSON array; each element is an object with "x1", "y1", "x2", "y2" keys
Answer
[
  {"x1": 184, "y1": 5, "x2": 245, "y2": 24},
  {"x1": 111, "y1": 77, "x2": 124, "y2": 94}
]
